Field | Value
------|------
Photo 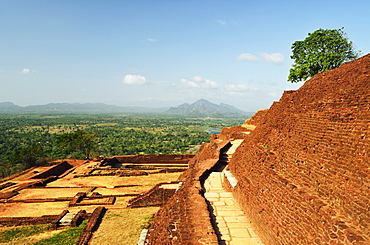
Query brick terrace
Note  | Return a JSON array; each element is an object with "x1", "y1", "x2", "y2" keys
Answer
[{"x1": 0, "y1": 154, "x2": 192, "y2": 244}]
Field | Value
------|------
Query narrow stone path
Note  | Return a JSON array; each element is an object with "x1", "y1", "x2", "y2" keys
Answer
[{"x1": 204, "y1": 172, "x2": 264, "y2": 245}]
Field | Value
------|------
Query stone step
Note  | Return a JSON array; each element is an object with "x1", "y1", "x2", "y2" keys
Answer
[
  {"x1": 59, "y1": 212, "x2": 77, "y2": 226},
  {"x1": 204, "y1": 170, "x2": 264, "y2": 245}
]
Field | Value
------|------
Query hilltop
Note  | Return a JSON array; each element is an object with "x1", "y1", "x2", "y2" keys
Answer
[{"x1": 165, "y1": 99, "x2": 250, "y2": 117}]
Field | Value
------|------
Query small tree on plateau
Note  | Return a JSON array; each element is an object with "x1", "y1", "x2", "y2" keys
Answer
[{"x1": 288, "y1": 28, "x2": 360, "y2": 83}]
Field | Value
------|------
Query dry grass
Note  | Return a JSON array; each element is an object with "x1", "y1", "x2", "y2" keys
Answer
[
  {"x1": 47, "y1": 176, "x2": 130, "y2": 188},
  {"x1": 0, "y1": 225, "x2": 63, "y2": 245},
  {"x1": 0, "y1": 202, "x2": 69, "y2": 217},
  {"x1": 90, "y1": 207, "x2": 159, "y2": 245},
  {"x1": 47, "y1": 172, "x2": 182, "y2": 189},
  {"x1": 79, "y1": 197, "x2": 109, "y2": 204},
  {"x1": 113, "y1": 196, "x2": 133, "y2": 206},
  {"x1": 93, "y1": 185, "x2": 153, "y2": 195},
  {"x1": 12, "y1": 188, "x2": 91, "y2": 200},
  {"x1": 116, "y1": 172, "x2": 182, "y2": 186}
]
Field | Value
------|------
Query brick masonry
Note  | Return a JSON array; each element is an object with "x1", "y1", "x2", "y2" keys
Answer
[
  {"x1": 102, "y1": 154, "x2": 194, "y2": 166},
  {"x1": 229, "y1": 54, "x2": 370, "y2": 245},
  {"x1": 147, "y1": 141, "x2": 229, "y2": 244},
  {"x1": 127, "y1": 181, "x2": 181, "y2": 208},
  {"x1": 148, "y1": 54, "x2": 370, "y2": 244}
]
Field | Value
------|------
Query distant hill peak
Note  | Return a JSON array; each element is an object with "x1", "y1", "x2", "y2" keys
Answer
[{"x1": 165, "y1": 99, "x2": 248, "y2": 117}]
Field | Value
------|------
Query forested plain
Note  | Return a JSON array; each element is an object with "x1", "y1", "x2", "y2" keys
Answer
[{"x1": 0, "y1": 114, "x2": 247, "y2": 178}]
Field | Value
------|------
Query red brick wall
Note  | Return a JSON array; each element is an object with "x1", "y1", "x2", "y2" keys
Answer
[
  {"x1": 127, "y1": 182, "x2": 180, "y2": 208},
  {"x1": 229, "y1": 54, "x2": 370, "y2": 244},
  {"x1": 106, "y1": 154, "x2": 194, "y2": 164},
  {"x1": 147, "y1": 140, "x2": 229, "y2": 244},
  {"x1": 31, "y1": 161, "x2": 72, "y2": 179}
]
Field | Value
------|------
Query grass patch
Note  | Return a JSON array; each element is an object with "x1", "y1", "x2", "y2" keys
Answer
[
  {"x1": 0, "y1": 224, "x2": 48, "y2": 243},
  {"x1": 90, "y1": 207, "x2": 159, "y2": 245},
  {"x1": 141, "y1": 213, "x2": 155, "y2": 229},
  {"x1": 34, "y1": 220, "x2": 87, "y2": 245}
]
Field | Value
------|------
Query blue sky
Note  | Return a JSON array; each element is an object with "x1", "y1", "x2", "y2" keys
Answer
[{"x1": 0, "y1": 0, "x2": 369, "y2": 112}]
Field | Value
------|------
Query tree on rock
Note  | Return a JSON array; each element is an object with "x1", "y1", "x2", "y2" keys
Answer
[{"x1": 288, "y1": 28, "x2": 360, "y2": 83}]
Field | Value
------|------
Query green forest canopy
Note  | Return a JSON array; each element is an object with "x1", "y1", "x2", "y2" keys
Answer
[
  {"x1": 0, "y1": 114, "x2": 246, "y2": 178},
  {"x1": 288, "y1": 28, "x2": 361, "y2": 83}
]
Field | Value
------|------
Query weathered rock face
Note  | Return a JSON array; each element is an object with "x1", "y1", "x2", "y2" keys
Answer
[{"x1": 148, "y1": 54, "x2": 370, "y2": 244}]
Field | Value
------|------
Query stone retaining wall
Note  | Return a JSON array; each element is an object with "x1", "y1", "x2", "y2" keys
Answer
[
  {"x1": 31, "y1": 161, "x2": 72, "y2": 179},
  {"x1": 78, "y1": 207, "x2": 106, "y2": 245},
  {"x1": 127, "y1": 182, "x2": 180, "y2": 208},
  {"x1": 101, "y1": 154, "x2": 194, "y2": 167},
  {"x1": 147, "y1": 140, "x2": 229, "y2": 244},
  {"x1": 0, "y1": 215, "x2": 59, "y2": 226},
  {"x1": 229, "y1": 54, "x2": 370, "y2": 244}
]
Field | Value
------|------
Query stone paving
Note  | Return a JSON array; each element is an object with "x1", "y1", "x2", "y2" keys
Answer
[{"x1": 204, "y1": 172, "x2": 264, "y2": 245}]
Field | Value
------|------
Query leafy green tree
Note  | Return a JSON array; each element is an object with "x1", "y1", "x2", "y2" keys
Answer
[
  {"x1": 288, "y1": 28, "x2": 360, "y2": 83},
  {"x1": 12, "y1": 143, "x2": 44, "y2": 169},
  {"x1": 56, "y1": 130, "x2": 97, "y2": 159}
]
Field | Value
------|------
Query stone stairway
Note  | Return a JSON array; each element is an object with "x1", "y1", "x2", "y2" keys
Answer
[
  {"x1": 225, "y1": 139, "x2": 244, "y2": 163},
  {"x1": 219, "y1": 139, "x2": 244, "y2": 166},
  {"x1": 204, "y1": 172, "x2": 264, "y2": 245}
]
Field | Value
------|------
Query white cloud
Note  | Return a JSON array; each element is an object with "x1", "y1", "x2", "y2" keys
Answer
[
  {"x1": 216, "y1": 20, "x2": 226, "y2": 25},
  {"x1": 260, "y1": 53, "x2": 284, "y2": 64},
  {"x1": 147, "y1": 38, "x2": 157, "y2": 42},
  {"x1": 122, "y1": 74, "x2": 147, "y2": 85},
  {"x1": 235, "y1": 53, "x2": 259, "y2": 62},
  {"x1": 21, "y1": 68, "x2": 31, "y2": 74},
  {"x1": 180, "y1": 76, "x2": 218, "y2": 89},
  {"x1": 21, "y1": 68, "x2": 38, "y2": 74},
  {"x1": 224, "y1": 84, "x2": 258, "y2": 91},
  {"x1": 235, "y1": 52, "x2": 284, "y2": 64},
  {"x1": 22, "y1": 68, "x2": 30, "y2": 74}
]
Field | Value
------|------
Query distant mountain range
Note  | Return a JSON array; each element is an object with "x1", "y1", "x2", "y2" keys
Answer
[
  {"x1": 164, "y1": 99, "x2": 250, "y2": 117},
  {"x1": 0, "y1": 100, "x2": 251, "y2": 117},
  {"x1": 0, "y1": 102, "x2": 167, "y2": 114}
]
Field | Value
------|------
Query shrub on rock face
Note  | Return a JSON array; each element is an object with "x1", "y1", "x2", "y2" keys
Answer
[{"x1": 288, "y1": 28, "x2": 361, "y2": 83}]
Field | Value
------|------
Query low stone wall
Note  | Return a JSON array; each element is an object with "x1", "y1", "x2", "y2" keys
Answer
[
  {"x1": 0, "y1": 197, "x2": 73, "y2": 203},
  {"x1": 146, "y1": 140, "x2": 230, "y2": 244},
  {"x1": 0, "y1": 182, "x2": 15, "y2": 190},
  {"x1": 31, "y1": 161, "x2": 72, "y2": 179},
  {"x1": 0, "y1": 190, "x2": 18, "y2": 199},
  {"x1": 0, "y1": 215, "x2": 59, "y2": 227},
  {"x1": 127, "y1": 182, "x2": 180, "y2": 208},
  {"x1": 101, "y1": 154, "x2": 194, "y2": 167},
  {"x1": 78, "y1": 207, "x2": 106, "y2": 245},
  {"x1": 49, "y1": 210, "x2": 69, "y2": 230}
]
